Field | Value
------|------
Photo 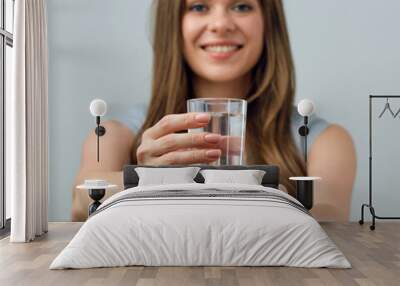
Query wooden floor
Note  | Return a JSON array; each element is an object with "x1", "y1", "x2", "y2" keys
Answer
[{"x1": 0, "y1": 222, "x2": 399, "y2": 286}]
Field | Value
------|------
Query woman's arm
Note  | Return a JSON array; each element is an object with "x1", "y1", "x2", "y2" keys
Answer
[
  {"x1": 308, "y1": 124, "x2": 357, "y2": 221},
  {"x1": 72, "y1": 120, "x2": 135, "y2": 221}
]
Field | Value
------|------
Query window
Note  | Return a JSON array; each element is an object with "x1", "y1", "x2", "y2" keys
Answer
[{"x1": 0, "y1": 0, "x2": 14, "y2": 233}]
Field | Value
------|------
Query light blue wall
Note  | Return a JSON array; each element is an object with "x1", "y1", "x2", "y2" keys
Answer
[
  {"x1": 47, "y1": 0, "x2": 152, "y2": 221},
  {"x1": 47, "y1": 0, "x2": 400, "y2": 221}
]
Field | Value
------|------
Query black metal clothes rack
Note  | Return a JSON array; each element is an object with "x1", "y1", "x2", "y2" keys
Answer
[{"x1": 359, "y1": 95, "x2": 400, "y2": 230}]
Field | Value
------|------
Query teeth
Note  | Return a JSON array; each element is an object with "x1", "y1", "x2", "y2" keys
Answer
[{"x1": 204, "y1": 45, "x2": 239, "y2": 53}]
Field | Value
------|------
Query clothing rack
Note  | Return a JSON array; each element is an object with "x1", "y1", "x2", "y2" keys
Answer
[{"x1": 359, "y1": 95, "x2": 400, "y2": 230}]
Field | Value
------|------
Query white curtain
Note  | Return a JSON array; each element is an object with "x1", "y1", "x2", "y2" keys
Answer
[{"x1": 8, "y1": 0, "x2": 49, "y2": 242}]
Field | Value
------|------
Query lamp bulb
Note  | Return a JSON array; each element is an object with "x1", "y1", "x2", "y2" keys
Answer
[
  {"x1": 90, "y1": 99, "x2": 107, "y2": 117},
  {"x1": 297, "y1": 99, "x2": 315, "y2": 117}
]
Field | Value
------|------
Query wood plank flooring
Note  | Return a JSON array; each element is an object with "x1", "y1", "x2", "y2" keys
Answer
[{"x1": 0, "y1": 222, "x2": 399, "y2": 286}]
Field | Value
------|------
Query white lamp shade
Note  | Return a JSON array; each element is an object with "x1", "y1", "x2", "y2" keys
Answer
[
  {"x1": 297, "y1": 99, "x2": 315, "y2": 117},
  {"x1": 90, "y1": 99, "x2": 107, "y2": 117}
]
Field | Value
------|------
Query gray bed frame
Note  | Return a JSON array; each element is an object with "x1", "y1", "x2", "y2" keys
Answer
[{"x1": 123, "y1": 165, "x2": 280, "y2": 190}]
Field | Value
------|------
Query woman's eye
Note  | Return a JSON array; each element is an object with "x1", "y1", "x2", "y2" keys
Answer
[
  {"x1": 232, "y1": 3, "x2": 253, "y2": 12},
  {"x1": 189, "y1": 3, "x2": 208, "y2": 12}
]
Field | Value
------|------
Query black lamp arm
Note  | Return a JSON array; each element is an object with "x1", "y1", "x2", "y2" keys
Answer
[
  {"x1": 298, "y1": 115, "x2": 309, "y2": 164},
  {"x1": 94, "y1": 116, "x2": 106, "y2": 162},
  {"x1": 94, "y1": 116, "x2": 106, "y2": 136}
]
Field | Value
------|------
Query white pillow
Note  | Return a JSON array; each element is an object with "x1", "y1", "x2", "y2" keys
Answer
[
  {"x1": 200, "y1": 169, "x2": 266, "y2": 185},
  {"x1": 135, "y1": 167, "x2": 201, "y2": 186}
]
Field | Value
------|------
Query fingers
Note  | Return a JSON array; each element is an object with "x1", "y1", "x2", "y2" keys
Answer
[
  {"x1": 136, "y1": 112, "x2": 244, "y2": 165},
  {"x1": 144, "y1": 113, "x2": 210, "y2": 140},
  {"x1": 137, "y1": 133, "x2": 244, "y2": 165},
  {"x1": 218, "y1": 135, "x2": 244, "y2": 156},
  {"x1": 151, "y1": 132, "x2": 222, "y2": 156},
  {"x1": 153, "y1": 149, "x2": 222, "y2": 165}
]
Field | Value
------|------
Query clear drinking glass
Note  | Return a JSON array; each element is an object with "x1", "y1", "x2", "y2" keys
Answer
[{"x1": 187, "y1": 98, "x2": 247, "y2": 165}]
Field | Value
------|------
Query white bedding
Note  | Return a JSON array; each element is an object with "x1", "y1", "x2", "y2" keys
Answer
[{"x1": 50, "y1": 183, "x2": 351, "y2": 269}]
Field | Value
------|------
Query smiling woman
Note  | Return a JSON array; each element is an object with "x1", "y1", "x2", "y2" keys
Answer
[
  {"x1": 182, "y1": 0, "x2": 264, "y2": 85},
  {"x1": 72, "y1": 0, "x2": 356, "y2": 222}
]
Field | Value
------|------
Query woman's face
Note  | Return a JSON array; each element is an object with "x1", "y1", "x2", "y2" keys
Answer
[{"x1": 182, "y1": 0, "x2": 264, "y2": 83}]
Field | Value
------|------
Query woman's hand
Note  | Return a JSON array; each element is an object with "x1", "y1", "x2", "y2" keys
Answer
[{"x1": 136, "y1": 113, "x2": 223, "y2": 165}]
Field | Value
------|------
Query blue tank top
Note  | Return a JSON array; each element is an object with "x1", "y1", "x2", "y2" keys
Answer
[{"x1": 115, "y1": 103, "x2": 330, "y2": 158}]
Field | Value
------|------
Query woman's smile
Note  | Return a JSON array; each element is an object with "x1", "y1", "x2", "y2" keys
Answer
[
  {"x1": 200, "y1": 41, "x2": 244, "y2": 61},
  {"x1": 182, "y1": 0, "x2": 264, "y2": 82}
]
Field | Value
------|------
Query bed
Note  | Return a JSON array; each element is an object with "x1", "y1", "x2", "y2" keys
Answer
[{"x1": 50, "y1": 165, "x2": 350, "y2": 269}]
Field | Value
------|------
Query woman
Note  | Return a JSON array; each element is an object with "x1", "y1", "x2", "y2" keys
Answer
[{"x1": 72, "y1": 0, "x2": 356, "y2": 221}]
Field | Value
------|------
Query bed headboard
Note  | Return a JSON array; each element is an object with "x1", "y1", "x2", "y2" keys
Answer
[{"x1": 123, "y1": 165, "x2": 280, "y2": 189}]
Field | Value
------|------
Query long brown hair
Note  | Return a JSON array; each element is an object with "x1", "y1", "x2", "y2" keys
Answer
[{"x1": 131, "y1": 0, "x2": 306, "y2": 195}]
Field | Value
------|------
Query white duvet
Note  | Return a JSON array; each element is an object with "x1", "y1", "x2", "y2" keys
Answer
[{"x1": 50, "y1": 183, "x2": 350, "y2": 269}]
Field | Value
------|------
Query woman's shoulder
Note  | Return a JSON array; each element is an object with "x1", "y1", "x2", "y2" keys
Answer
[
  {"x1": 290, "y1": 106, "x2": 331, "y2": 154},
  {"x1": 113, "y1": 103, "x2": 149, "y2": 135}
]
